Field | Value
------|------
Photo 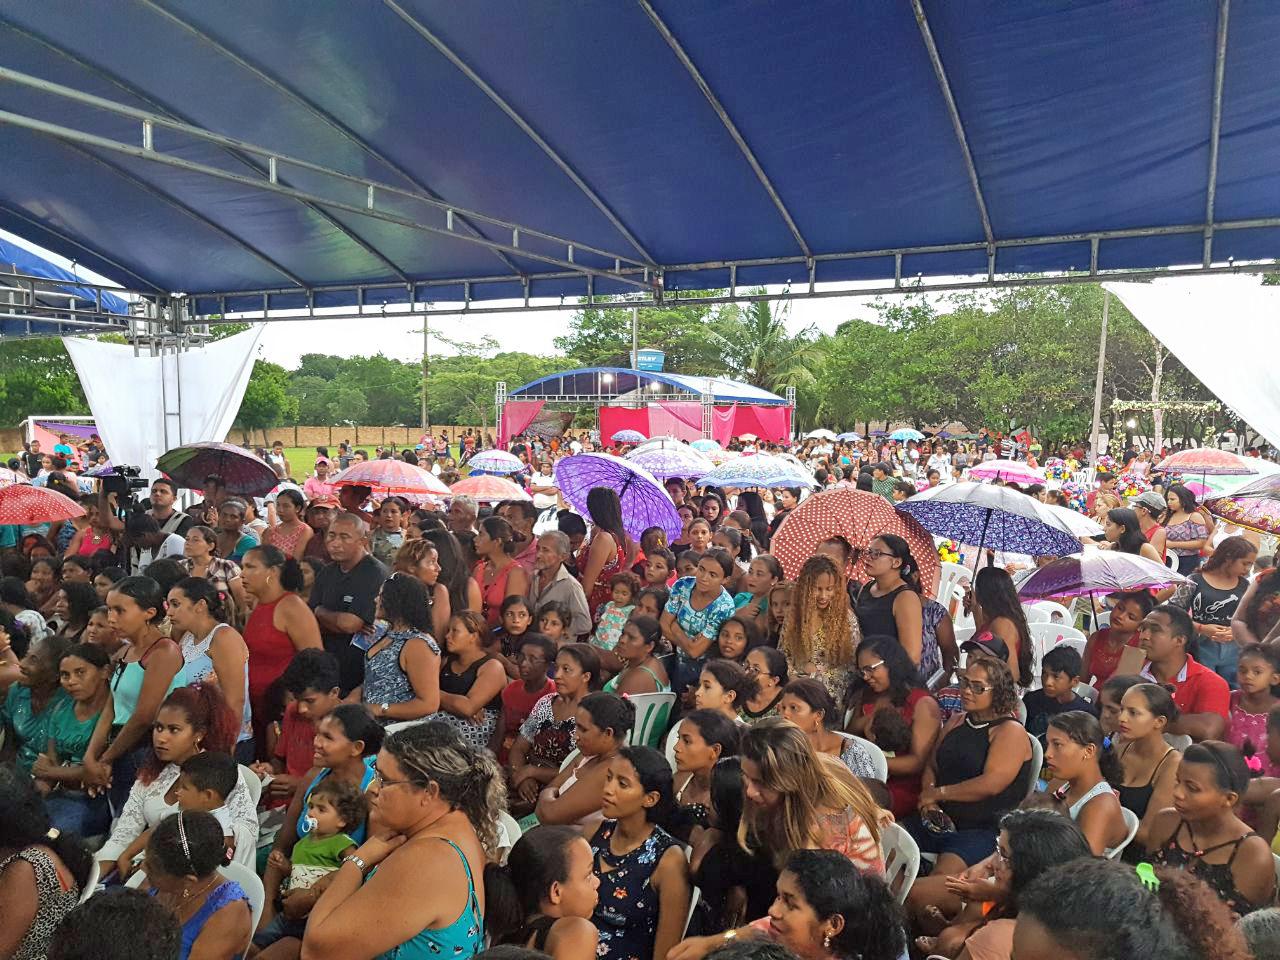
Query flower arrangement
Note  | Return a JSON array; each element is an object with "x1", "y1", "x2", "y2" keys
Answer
[
  {"x1": 1117, "y1": 470, "x2": 1152, "y2": 499},
  {"x1": 1061, "y1": 480, "x2": 1089, "y2": 513},
  {"x1": 1096, "y1": 454, "x2": 1118, "y2": 474},
  {"x1": 937, "y1": 539, "x2": 962, "y2": 565},
  {"x1": 1043, "y1": 457, "x2": 1069, "y2": 482}
]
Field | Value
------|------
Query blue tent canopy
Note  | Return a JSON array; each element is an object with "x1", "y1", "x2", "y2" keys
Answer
[
  {"x1": 0, "y1": 235, "x2": 130, "y2": 337},
  {"x1": 0, "y1": 0, "x2": 1276, "y2": 321},
  {"x1": 510, "y1": 367, "x2": 788, "y2": 405}
]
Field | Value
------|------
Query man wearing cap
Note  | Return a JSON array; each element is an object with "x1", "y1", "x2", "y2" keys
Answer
[
  {"x1": 1138, "y1": 603, "x2": 1229, "y2": 741},
  {"x1": 304, "y1": 457, "x2": 336, "y2": 500},
  {"x1": 1133, "y1": 490, "x2": 1169, "y2": 561},
  {"x1": 304, "y1": 497, "x2": 339, "y2": 562}
]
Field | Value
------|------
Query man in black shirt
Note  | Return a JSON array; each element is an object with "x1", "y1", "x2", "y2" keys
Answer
[
  {"x1": 309, "y1": 511, "x2": 388, "y2": 694},
  {"x1": 144, "y1": 478, "x2": 194, "y2": 538},
  {"x1": 22, "y1": 440, "x2": 43, "y2": 477}
]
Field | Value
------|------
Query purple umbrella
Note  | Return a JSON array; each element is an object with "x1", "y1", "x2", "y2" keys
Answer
[
  {"x1": 626, "y1": 444, "x2": 713, "y2": 481},
  {"x1": 553, "y1": 453, "x2": 682, "y2": 541},
  {"x1": 1016, "y1": 551, "x2": 1188, "y2": 600},
  {"x1": 895, "y1": 481, "x2": 1083, "y2": 557}
]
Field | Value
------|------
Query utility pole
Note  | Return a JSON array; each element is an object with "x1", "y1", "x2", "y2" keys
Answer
[
  {"x1": 1088, "y1": 291, "x2": 1110, "y2": 467},
  {"x1": 419, "y1": 306, "x2": 430, "y2": 433},
  {"x1": 631, "y1": 305, "x2": 639, "y2": 369}
]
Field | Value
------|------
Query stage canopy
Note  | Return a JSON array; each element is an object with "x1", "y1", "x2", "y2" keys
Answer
[
  {"x1": 0, "y1": 0, "x2": 1277, "y2": 328},
  {"x1": 1, "y1": 235, "x2": 130, "y2": 338},
  {"x1": 510, "y1": 368, "x2": 788, "y2": 406}
]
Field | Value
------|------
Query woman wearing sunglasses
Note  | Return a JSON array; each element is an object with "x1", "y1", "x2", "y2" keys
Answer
[{"x1": 902, "y1": 650, "x2": 1033, "y2": 933}]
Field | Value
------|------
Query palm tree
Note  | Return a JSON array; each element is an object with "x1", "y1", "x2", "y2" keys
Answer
[{"x1": 708, "y1": 294, "x2": 822, "y2": 393}]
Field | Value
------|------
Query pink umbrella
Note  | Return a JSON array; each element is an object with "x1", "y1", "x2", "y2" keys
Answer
[
  {"x1": 1156, "y1": 448, "x2": 1257, "y2": 476},
  {"x1": 968, "y1": 459, "x2": 1045, "y2": 485},
  {"x1": 1183, "y1": 480, "x2": 1212, "y2": 498},
  {"x1": 0, "y1": 485, "x2": 84, "y2": 525},
  {"x1": 450, "y1": 475, "x2": 531, "y2": 504},
  {"x1": 331, "y1": 458, "x2": 450, "y2": 496}
]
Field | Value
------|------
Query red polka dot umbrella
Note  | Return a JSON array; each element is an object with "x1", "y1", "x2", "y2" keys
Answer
[
  {"x1": 0, "y1": 484, "x2": 85, "y2": 525},
  {"x1": 771, "y1": 488, "x2": 941, "y2": 597}
]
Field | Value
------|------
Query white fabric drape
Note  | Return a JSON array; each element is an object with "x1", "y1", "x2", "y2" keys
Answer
[
  {"x1": 63, "y1": 328, "x2": 264, "y2": 478},
  {"x1": 1103, "y1": 277, "x2": 1280, "y2": 450}
]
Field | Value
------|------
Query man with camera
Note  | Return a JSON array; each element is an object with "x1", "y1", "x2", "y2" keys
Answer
[{"x1": 145, "y1": 477, "x2": 194, "y2": 538}]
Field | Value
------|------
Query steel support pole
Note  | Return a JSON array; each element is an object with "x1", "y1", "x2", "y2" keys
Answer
[
  {"x1": 1089, "y1": 291, "x2": 1111, "y2": 467},
  {"x1": 420, "y1": 304, "x2": 429, "y2": 432},
  {"x1": 631, "y1": 306, "x2": 639, "y2": 370}
]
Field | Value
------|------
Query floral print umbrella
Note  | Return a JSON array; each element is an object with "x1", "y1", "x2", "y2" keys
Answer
[
  {"x1": 1017, "y1": 551, "x2": 1188, "y2": 600},
  {"x1": 553, "y1": 453, "x2": 681, "y2": 541},
  {"x1": 895, "y1": 481, "x2": 1083, "y2": 557},
  {"x1": 1204, "y1": 472, "x2": 1280, "y2": 535}
]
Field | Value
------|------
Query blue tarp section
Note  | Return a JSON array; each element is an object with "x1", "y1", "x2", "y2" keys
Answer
[
  {"x1": 0, "y1": 235, "x2": 129, "y2": 337},
  {"x1": 510, "y1": 367, "x2": 787, "y2": 405},
  {"x1": 0, "y1": 1, "x2": 1277, "y2": 306}
]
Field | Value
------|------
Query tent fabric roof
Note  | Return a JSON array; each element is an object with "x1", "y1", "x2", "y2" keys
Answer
[
  {"x1": 510, "y1": 367, "x2": 788, "y2": 405},
  {"x1": 0, "y1": 235, "x2": 130, "y2": 337},
  {"x1": 0, "y1": 1, "x2": 1277, "y2": 310}
]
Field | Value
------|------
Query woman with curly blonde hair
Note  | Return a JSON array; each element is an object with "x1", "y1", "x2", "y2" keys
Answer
[
  {"x1": 301, "y1": 719, "x2": 504, "y2": 959},
  {"x1": 779, "y1": 554, "x2": 861, "y2": 704}
]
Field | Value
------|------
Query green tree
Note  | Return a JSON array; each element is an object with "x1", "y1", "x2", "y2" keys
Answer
[
  {"x1": 554, "y1": 295, "x2": 728, "y2": 374},
  {"x1": 709, "y1": 296, "x2": 823, "y2": 393},
  {"x1": 234, "y1": 360, "x2": 297, "y2": 442},
  {"x1": 0, "y1": 340, "x2": 88, "y2": 425}
]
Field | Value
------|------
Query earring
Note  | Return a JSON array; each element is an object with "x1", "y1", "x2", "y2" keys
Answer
[{"x1": 823, "y1": 935, "x2": 832, "y2": 950}]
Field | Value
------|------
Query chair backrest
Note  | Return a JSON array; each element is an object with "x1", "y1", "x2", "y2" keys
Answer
[
  {"x1": 1055, "y1": 637, "x2": 1086, "y2": 661},
  {"x1": 879, "y1": 821, "x2": 920, "y2": 906},
  {"x1": 664, "y1": 721, "x2": 682, "y2": 771},
  {"x1": 238, "y1": 764, "x2": 262, "y2": 809},
  {"x1": 1163, "y1": 732, "x2": 1193, "y2": 753},
  {"x1": 1027, "y1": 623, "x2": 1087, "y2": 679},
  {"x1": 78, "y1": 860, "x2": 100, "y2": 904},
  {"x1": 496, "y1": 810, "x2": 522, "y2": 865},
  {"x1": 219, "y1": 860, "x2": 265, "y2": 955},
  {"x1": 683, "y1": 886, "x2": 702, "y2": 937},
  {"x1": 1025, "y1": 730, "x2": 1044, "y2": 797},
  {"x1": 937, "y1": 562, "x2": 972, "y2": 609},
  {"x1": 1106, "y1": 807, "x2": 1141, "y2": 860},
  {"x1": 1274, "y1": 853, "x2": 1280, "y2": 896},
  {"x1": 1074, "y1": 682, "x2": 1099, "y2": 704},
  {"x1": 841, "y1": 733, "x2": 889, "y2": 782},
  {"x1": 1022, "y1": 605, "x2": 1051, "y2": 624},
  {"x1": 1031, "y1": 600, "x2": 1074, "y2": 625},
  {"x1": 385, "y1": 718, "x2": 430, "y2": 735},
  {"x1": 559, "y1": 748, "x2": 581, "y2": 773},
  {"x1": 625, "y1": 692, "x2": 677, "y2": 749}
]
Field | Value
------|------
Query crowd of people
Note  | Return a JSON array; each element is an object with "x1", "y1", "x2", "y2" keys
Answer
[{"x1": 1, "y1": 424, "x2": 1279, "y2": 960}]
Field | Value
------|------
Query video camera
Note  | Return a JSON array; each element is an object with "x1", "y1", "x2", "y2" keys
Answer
[{"x1": 99, "y1": 464, "x2": 150, "y2": 505}]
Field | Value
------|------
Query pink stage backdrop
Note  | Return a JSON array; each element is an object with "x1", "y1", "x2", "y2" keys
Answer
[
  {"x1": 599, "y1": 404, "x2": 791, "y2": 445},
  {"x1": 499, "y1": 400, "x2": 546, "y2": 447}
]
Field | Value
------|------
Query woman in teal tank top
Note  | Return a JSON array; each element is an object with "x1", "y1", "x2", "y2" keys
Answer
[{"x1": 302, "y1": 720, "x2": 502, "y2": 959}]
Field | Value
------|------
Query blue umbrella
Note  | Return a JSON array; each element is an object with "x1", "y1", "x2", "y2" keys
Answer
[
  {"x1": 611, "y1": 429, "x2": 647, "y2": 444},
  {"x1": 889, "y1": 428, "x2": 925, "y2": 442},
  {"x1": 690, "y1": 438, "x2": 722, "y2": 454},
  {"x1": 699, "y1": 453, "x2": 816, "y2": 490},
  {"x1": 465, "y1": 450, "x2": 524, "y2": 475},
  {"x1": 895, "y1": 481, "x2": 1083, "y2": 556},
  {"x1": 836, "y1": 431, "x2": 862, "y2": 442}
]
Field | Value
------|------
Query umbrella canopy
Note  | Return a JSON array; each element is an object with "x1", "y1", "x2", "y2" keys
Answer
[
  {"x1": 1204, "y1": 472, "x2": 1280, "y2": 535},
  {"x1": 804, "y1": 429, "x2": 838, "y2": 440},
  {"x1": 690, "y1": 439, "x2": 722, "y2": 454},
  {"x1": 968, "y1": 459, "x2": 1046, "y2": 485},
  {"x1": 1041, "y1": 502, "x2": 1105, "y2": 538},
  {"x1": 737, "y1": 433, "x2": 759, "y2": 442},
  {"x1": 895, "y1": 482, "x2": 1084, "y2": 557},
  {"x1": 450, "y1": 474, "x2": 531, "y2": 504},
  {"x1": 889, "y1": 428, "x2": 925, "y2": 442},
  {"x1": 465, "y1": 450, "x2": 525, "y2": 476},
  {"x1": 772, "y1": 488, "x2": 941, "y2": 596},
  {"x1": 1017, "y1": 551, "x2": 1188, "y2": 600},
  {"x1": 1197, "y1": 456, "x2": 1280, "y2": 497},
  {"x1": 0, "y1": 484, "x2": 84, "y2": 525},
  {"x1": 332, "y1": 458, "x2": 451, "y2": 496},
  {"x1": 626, "y1": 444, "x2": 713, "y2": 481},
  {"x1": 1156, "y1": 448, "x2": 1258, "y2": 477},
  {"x1": 155, "y1": 441, "x2": 278, "y2": 497},
  {"x1": 553, "y1": 453, "x2": 681, "y2": 541},
  {"x1": 836, "y1": 432, "x2": 863, "y2": 442},
  {"x1": 699, "y1": 453, "x2": 817, "y2": 490},
  {"x1": 611, "y1": 429, "x2": 647, "y2": 444}
]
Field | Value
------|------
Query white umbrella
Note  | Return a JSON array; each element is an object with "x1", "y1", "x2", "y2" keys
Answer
[
  {"x1": 1041, "y1": 502, "x2": 1105, "y2": 538},
  {"x1": 804, "y1": 429, "x2": 838, "y2": 440}
]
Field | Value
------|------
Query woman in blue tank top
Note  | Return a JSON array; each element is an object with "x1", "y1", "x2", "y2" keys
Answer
[{"x1": 302, "y1": 719, "x2": 501, "y2": 960}]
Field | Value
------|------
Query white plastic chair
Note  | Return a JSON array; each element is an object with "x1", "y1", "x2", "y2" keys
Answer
[
  {"x1": 220, "y1": 860, "x2": 265, "y2": 955},
  {"x1": 664, "y1": 721, "x2": 682, "y2": 771},
  {"x1": 937, "y1": 561, "x2": 971, "y2": 610},
  {"x1": 385, "y1": 718, "x2": 431, "y2": 735},
  {"x1": 1031, "y1": 600, "x2": 1074, "y2": 625},
  {"x1": 559, "y1": 748, "x2": 581, "y2": 773},
  {"x1": 496, "y1": 810, "x2": 523, "y2": 865},
  {"x1": 238, "y1": 764, "x2": 262, "y2": 809},
  {"x1": 683, "y1": 886, "x2": 702, "y2": 937},
  {"x1": 1074, "y1": 682, "x2": 1099, "y2": 704},
  {"x1": 879, "y1": 821, "x2": 920, "y2": 906},
  {"x1": 625, "y1": 691, "x2": 676, "y2": 750},
  {"x1": 1022, "y1": 605, "x2": 1051, "y2": 624},
  {"x1": 1106, "y1": 807, "x2": 1140, "y2": 860},
  {"x1": 1164, "y1": 732, "x2": 1193, "y2": 752},
  {"x1": 1025, "y1": 731, "x2": 1043, "y2": 797},
  {"x1": 1028, "y1": 623, "x2": 1087, "y2": 679},
  {"x1": 1054, "y1": 637, "x2": 1086, "y2": 661},
  {"x1": 840, "y1": 733, "x2": 889, "y2": 782},
  {"x1": 78, "y1": 860, "x2": 100, "y2": 904}
]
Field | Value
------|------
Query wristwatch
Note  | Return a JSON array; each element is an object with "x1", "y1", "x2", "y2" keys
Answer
[
  {"x1": 343, "y1": 854, "x2": 368, "y2": 874},
  {"x1": 379, "y1": 703, "x2": 390, "y2": 718},
  {"x1": 722, "y1": 930, "x2": 738, "y2": 944}
]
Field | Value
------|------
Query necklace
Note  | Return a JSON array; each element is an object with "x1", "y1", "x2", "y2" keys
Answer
[
  {"x1": 159, "y1": 874, "x2": 221, "y2": 921},
  {"x1": 964, "y1": 714, "x2": 994, "y2": 730}
]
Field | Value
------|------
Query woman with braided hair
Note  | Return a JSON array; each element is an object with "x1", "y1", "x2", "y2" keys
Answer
[{"x1": 301, "y1": 719, "x2": 505, "y2": 960}]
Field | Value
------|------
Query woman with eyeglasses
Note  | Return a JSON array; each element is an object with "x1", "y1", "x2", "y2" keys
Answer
[
  {"x1": 903, "y1": 655, "x2": 1033, "y2": 929},
  {"x1": 297, "y1": 720, "x2": 503, "y2": 960},
  {"x1": 854, "y1": 534, "x2": 925, "y2": 668},
  {"x1": 847, "y1": 634, "x2": 942, "y2": 818},
  {"x1": 741, "y1": 647, "x2": 788, "y2": 724}
]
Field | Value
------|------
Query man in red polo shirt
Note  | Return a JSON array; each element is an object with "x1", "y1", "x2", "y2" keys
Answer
[{"x1": 1138, "y1": 603, "x2": 1229, "y2": 741}]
